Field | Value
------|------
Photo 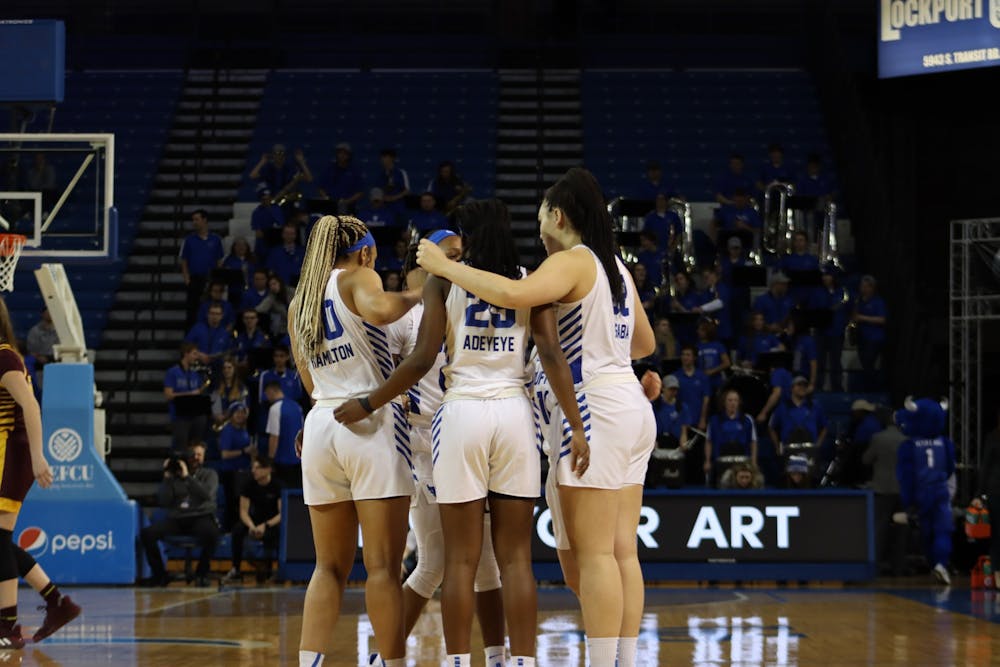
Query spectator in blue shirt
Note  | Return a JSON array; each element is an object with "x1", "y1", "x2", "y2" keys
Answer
[
  {"x1": 699, "y1": 266, "x2": 734, "y2": 345},
  {"x1": 757, "y1": 364, "x2": 795, "y2": 426},
  {"x1": 659, "y1": 271, "x2": 702, "y2": 347},
  {"x1": 242, "y1": 270, "x2": 270, "y2": 311},
  {"x1": 251, "y1": 183, "x2": 285, "y2": 260},
  {"x1": 779, "y1": 231, "x2": 821, "y2": 304},
  {"x1": 196, "y1": 281, "x2": 236, "y2": 330},
  {"x1": 632, "y1": 264, "x2": 657, "y2": 320},
  {"x1": 317, "y1": 142, "x2": 364, "y2": 215},
  {"x1": 222, "y1": 236, "x2": 257, "y2": 303},
  {"x1": 768, "y1": 376, "x2": 828, "y2": 456},
  {"x1": 258, "y1": 345, "x2": 303, "y2": 405},
  {"x1": 235, "y1": 309, "x2": 271, "y2": 372},
  {"x1": 374, "y1": 147, "x2": 410, "y2": 220},
  {"x1": 266, "y1": 223, "x2": 306, "y2": 287},
  {"x1": 180, "y1": 208, "x2": 224, "y2": 328},
  {"x1": 714, "y1": 153, "x2": 755, "y2": 209},
  {"x1": 210, "y1": 356, "x2": 249, "y2": 427},
  {"x1": 652, "y1": 374, "x2": 692, "y2": 446},
  {"x1": 783, "y1": 315, "x2": 819, "y2": 392},
  {"x1": 638, "y1": 161, "x2": 675, "y2": 201},
  {"x1": 673, "y1": 345, "x2": 712, "y2": 432},
  {"x1": 376, "y1": 236, "x2": 408, "y2": 273},
  {"x1": 255, "y1": 274, "x2": 293, "y2": 339},
  {"x1": 428, "y1": 160, "x2": 472, "y2": 213},
  {"x1": 635, "y1": 231, "x2": 666, "y2": 287},
  {"x1": 163, "y1": 342, "x2": 209, "y2": 451},
  {"x1": 705, "y1": 388, "x2": 758, "y2": 484},
  {"x1": 363, "y1": 188, "x2": 398, "y2": 228},
  {"x1": 719, "y1": 235, "x2": 752, "y2": 333},
  {"x1": 851, "y1": 275, "x2": 888, "y2": 391},
  {"x1": 409, "y1": 192, "x2": 449, "y2": 232},
  {"x1": 796, "y1": 153, "x2": 836, "y2": 239},
  {"x1": 738, "y1": 311, "x2": 783, "y2": 369},
  {"x1": 643, "y1": 193, "x2": 683, "y2": 255},
  {"x1": 752, "y1": 271, "x2": 794, "y2": 333},
  {"x1": 696, "y1": 318, "x2": 731, "y2": 394},
  {"x1": 216, "y1": 401, "x2": 254, "y2": 529},
  {"x1": 716, "y1": 188, "x2": 762, "y2": 235},
  {"x1": 264, "y1": 381, "x2": 305, "y2": 489},
  {"x1": 185, "y1": 303, "x2": 233, "y2": 369},
  {"x1": 807, "y1": 265, "x2": 849, "y2": 391},
  {"x1": 755, "y1": 142, "x2": 796, "y2": 196},
  {"x1": 249, "y1": 143, "x2": 313, "y2": 201}
]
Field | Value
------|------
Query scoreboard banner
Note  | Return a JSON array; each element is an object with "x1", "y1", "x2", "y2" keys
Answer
[{"x1": 879, "y1": 0, "x2": 1000, "y2": 78}]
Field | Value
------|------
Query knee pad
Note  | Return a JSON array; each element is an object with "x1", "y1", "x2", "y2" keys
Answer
[
  {"x1": 13, "y1": 546, "x2": 35, "y2": 579},
  {"x1": 406, "y1": 553, "x2": 444, "y2": 599},
  {"x1": 0, "y1": 530, "x2": 16, "y2": 581}
]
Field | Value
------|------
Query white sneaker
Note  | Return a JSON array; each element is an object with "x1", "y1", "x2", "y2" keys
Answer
[{"x1": 933, "y1": 563, "x2": 951, "y2": 586}]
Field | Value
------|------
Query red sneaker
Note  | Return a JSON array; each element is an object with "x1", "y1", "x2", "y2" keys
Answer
[
  {"x1": 33, "y1": 596, "x2": 81, "y2": 642},
  {"x1": 0, "y1": 624, "x2": 24, "y2": 650}
]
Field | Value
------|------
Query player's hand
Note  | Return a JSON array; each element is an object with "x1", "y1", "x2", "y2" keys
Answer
[
  {"x1": 569, "y1": 428, "x2": 589, "y2": 477},
  {"x1": 294, "y1": 429, "x2": 303, "y2": 458},
  {"x1": 32, "y1": 454, "x2": 53, "y2": 489},
  {"x1": 334, "y1": 399, "x2": 370, "y2": 425},
  {"x1": 415, "y1": 239, "x2": 448, "y2": 276}
]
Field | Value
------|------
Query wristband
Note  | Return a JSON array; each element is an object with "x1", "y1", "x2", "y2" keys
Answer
[{"x1": 359, "y1": 396, "x2": 374, "y2": 414}]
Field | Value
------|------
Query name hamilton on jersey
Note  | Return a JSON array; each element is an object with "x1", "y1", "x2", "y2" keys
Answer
[{"x1": 312, "y1": 342, "x2": 355, "y2": 368}]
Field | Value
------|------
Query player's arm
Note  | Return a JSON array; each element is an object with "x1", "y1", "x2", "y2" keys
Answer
[
  {"x1": 623, "y1": 267, "x2": 655, "y2": 359},
  {"x1": 417, "y1": 241, "x2": 579, "y2": 308},
  {"x1": 531, "y1": 304, "x2": 589, "y2": 476},
  {"x1": 1, "y1": 369, "x2": 51, "y2": 487},
  {"x1": 335, "y1": 277, "x2": 448, "y2": 424},
  {"x1": 349, "y1": 267, "x2": 420, "y2": 325}
]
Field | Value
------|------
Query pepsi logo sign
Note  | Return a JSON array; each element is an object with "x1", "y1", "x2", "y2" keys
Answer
[
  {"x1": 17, "y1": 527, "x2": 47, "y2": 558},
  {"x1": 48, "y1": 428, "x2": 83, "y2": 463}
]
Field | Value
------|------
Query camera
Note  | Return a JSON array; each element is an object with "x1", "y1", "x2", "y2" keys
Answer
[{"x1": 165, "y1": 453, "x2": 191, "y2": 476}]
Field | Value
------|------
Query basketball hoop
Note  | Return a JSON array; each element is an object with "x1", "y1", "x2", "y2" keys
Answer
[{"x1": 0, "y1": 234, "x2": 26, "y2": 292}]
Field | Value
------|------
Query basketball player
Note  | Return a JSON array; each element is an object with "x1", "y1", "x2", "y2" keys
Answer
[
  {"x1": 288, "y1": 216, "x2": 420, "y2": 667},
  {"x1": 0, "y1": 298, "x2": 81, "y2": 649},
  {"x1": 381, "y1": 229, "x2": 507, "y2": 667},
  {"x1": 336, "y1": 199, "x2": 588, "y2": 667},
  {"x1": 416, "y1": 168, "x2": 656, "y2": 667}
]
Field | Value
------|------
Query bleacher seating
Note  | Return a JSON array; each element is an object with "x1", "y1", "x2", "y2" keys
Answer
[
  {"x1": 582, "y1": 69, "x2": 836, "y2": 201},
  {"x1": 9, "y1": 71, "x2": 182, "y2": 348},
  {"x1": 237, "y1": 70, "x2": 498, "y2": 205}
]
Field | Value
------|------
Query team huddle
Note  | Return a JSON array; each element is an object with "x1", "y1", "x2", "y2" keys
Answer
[{"x1": 290, "y1": 168, "x2": 656, "y2": 667}]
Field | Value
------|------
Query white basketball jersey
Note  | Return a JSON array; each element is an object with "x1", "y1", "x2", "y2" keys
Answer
[
  {"x1": 307, "y1": 269, "x2": 395, "y2": 400},
  {"x1": 554, "y1": 246, "x2": 635, "y2": 387},
  {"x1": 528, "y1": 347, "x2": 559, "y2": 456},
  {"x1": 442, "y1": 282, "x2": 530, "y2": 399},
  {"x1": 394, "y1": 302, "x2": 447, "y2": 428}
]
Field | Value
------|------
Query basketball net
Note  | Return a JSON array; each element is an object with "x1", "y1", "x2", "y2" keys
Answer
[{"x1": 0, "y1": 234, "x2": 26, "y2": 292}]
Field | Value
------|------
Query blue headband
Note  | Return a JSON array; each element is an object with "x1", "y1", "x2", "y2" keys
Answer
[
  {"x1": 427, "y1": 229, "x2": 458, "y2": 245},
  {"x1": 340, "y1": 231, "x2": 375, "y2": 256}
]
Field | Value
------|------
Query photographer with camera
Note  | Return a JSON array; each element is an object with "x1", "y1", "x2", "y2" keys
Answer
[{"x1": 140, "y1": 443, "x2": 220, "y2": 587}]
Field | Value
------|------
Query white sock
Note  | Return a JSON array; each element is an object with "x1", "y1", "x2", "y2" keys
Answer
[
  {"x1": 383, "y1": 660, "x2": 405, "y2": 667},
  {"x1": 587, "y1": 637, "x2": 619, "y2": 667},
  {"x1": 445, "y1": 654, "x2": 471, "y2": 667},
  {"x1": 485, "y1": 645, "x2": 506, "y2": 667},
  {"x1": 617, "y1": 636, "x2": 638, "y2": 667},
  {"x1": 510, "y1": 657, "x2": 535, "y2": 667},
  {"x1": 298, "y1": 651, "x2": 324, "y2": 667}
]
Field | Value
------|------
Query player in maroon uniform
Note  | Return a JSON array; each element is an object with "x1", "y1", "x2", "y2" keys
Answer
[{"x1": 0, "y1": 297, "x2": 80, "y2": 649}]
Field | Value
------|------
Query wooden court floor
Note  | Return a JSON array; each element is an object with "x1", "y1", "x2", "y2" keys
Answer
[{"x1": 7, "y1": 579, "x2": 1000, "y2": 666}]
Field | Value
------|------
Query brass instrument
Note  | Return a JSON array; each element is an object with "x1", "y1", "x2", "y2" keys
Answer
[
  {"x1": 761, "y1": 182, "x2": 795, "y2": 258},
  {"x1": 212, "y1": 418, "x2": 230, "y2": 433},
  {"x1": 668, "y1": 197, "x2": 696, "y2": 274},
  {"x1": 817, "y1": 200, "x2": 841, "y2": 268}
]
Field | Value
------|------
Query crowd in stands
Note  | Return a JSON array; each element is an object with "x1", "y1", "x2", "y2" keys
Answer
[{"x1": 619, "y1": 142, "x2": 889, "y2": 499}]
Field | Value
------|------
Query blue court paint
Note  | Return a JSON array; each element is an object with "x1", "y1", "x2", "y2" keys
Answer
[{"x1": 885, "y1": 588, "x2": 1000, "y2": 624}]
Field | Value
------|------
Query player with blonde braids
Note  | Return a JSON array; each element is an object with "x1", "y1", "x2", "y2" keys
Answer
[{"x1": 289, "y1": 215, "x2": 421, "y2": 667}]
